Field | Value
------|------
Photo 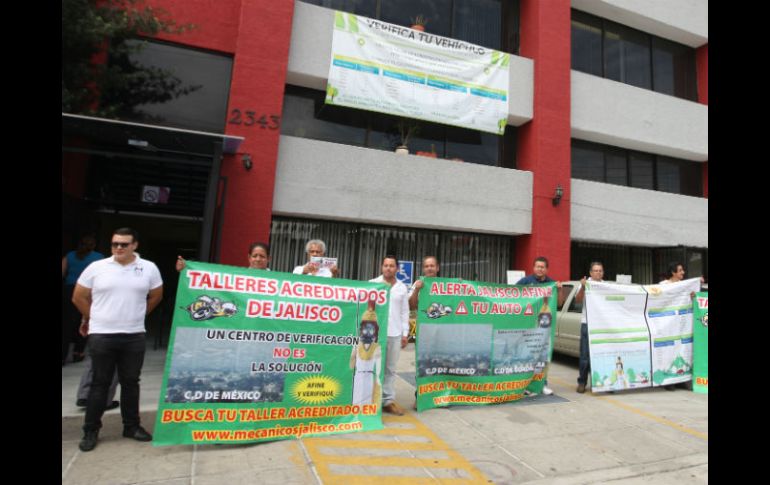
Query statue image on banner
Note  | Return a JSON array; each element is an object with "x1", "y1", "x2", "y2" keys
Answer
[{"x1": 350, "y1": 298, "x2": 382, "y2": 405}]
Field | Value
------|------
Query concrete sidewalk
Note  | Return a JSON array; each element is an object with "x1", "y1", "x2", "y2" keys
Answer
[{"x1": 63, "y1": 341, "x2": 708, "y2": 484}]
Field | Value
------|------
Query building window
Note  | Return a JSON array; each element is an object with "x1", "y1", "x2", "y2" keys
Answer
[
  {"x1": 629, "y1": 152, "x2": 654, "y2": 190},
  {"x1": 281, "y1": 85, "x2": 515, "y2": 167},
  {"x1": 571, "y1": 139, "x2": 703, "y2": 196},
  {"x1": 107, "y1": 40, "x2": 233, "y2": 133},
  {"x1": 605, "y1": 146, "x2": 628, "y2": 186},
  {"x1": 652, "y1": 37, "x2": 698, "y2": 101},
  {"x1": 572, "y1": 242, "x2": 707, "y2": 285},
  {"x1": 303, "y1": 0, "x2": 377, "y2": 18},
  {"x1": 269, "y1": 217, "x2": 512, "y2": 283},
  {"x1": 572, "y1": 242, "x2": 653, "y2": 284},
  {"x1": 300, "y1": 0, "x2": 517, "y2": 54},
  {"x1": 281, "y1": 86, "x2": 368, "y2": 147},
  {"x1": 571, "y1": 10, "x2": 602, "y2": 77},
  {"x1": 603, "y1": 20, "x2": 651, "y2": 90},
  {"x1": 657, "y1": 156, "x2": 703, "y2": 197},
  {"x1": 571, "y1": 9, "x2": 697, "y2": 101},
  {"x1": 653, "y1": 246, "x2": 708, "y2": 283},
  {"x1": 656, "y1": 157, "x2": 681, "y2": 194},
  {"x1": 571, "y1": 140, "x2": 604, "y2": 182}
]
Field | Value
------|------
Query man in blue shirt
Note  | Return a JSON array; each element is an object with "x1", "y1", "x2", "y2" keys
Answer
[
  {"x1": 517, "y1": 256, "x2": 562, "y2": 396},
  {"x1": 62, "y1": 235, "x2": 104, "y2": 365}
]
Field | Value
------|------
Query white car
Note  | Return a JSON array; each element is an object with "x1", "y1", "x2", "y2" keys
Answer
[{"x1": 553, "y1": 281, "x2": 583, "y2": 358}]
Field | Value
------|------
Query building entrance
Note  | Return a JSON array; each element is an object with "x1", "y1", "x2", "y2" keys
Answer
[{"x1": 62, "y1": 113, "x2": 243, "y2": 346}]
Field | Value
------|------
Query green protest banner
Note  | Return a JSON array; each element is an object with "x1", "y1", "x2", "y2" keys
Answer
[
  {"x1": 153, "y1": 261, "x2": 390, "y2": 445},
  {"x1": 692, "y1": 292, "x2": 708, "y2": 394},
  {"x1": 415, "y1": 278, "x2": 556, "y2": 411}
]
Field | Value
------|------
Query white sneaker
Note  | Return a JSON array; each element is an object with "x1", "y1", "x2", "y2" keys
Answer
[
  {"x1": 523, "y1": 390, "x2": 534, "y2": 396},
  {"x1": 542, "y1": 386, "x2": 554, "y2": 396}
]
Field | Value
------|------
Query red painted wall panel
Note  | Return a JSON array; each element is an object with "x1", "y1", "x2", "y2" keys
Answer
[
  {"x1": 148, "y1": 0, "x2": 241, "y2": 54},
  {"x1": 216, "y1": 0, "x2": 295, "y2": 265},
  {"x1": 696, "y1": 44, "x2": 708, "y2": 106},
  {"x1": 697, "y1": 44, "x2": 708, "y2": 199},
  {"x1": 514, "y1": 0, "x2": 572, "y2": 281}
]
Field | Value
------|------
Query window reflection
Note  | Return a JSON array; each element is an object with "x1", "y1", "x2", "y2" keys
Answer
[
  {"x1": 572, "y1": 139, "x2": 702, "y2": 196},
  {"x1": 572, "y1": 9, "x2": 697, "y2": 101},
  {"x1": 282, "y1": 85, "x2": 511, "y2": 167},
  {"x1": 301, "y1": 0, "x2": 511, "y2": 53},
  {"x1": 108, "y1": 40, "x2": 233, "y2": 133}
]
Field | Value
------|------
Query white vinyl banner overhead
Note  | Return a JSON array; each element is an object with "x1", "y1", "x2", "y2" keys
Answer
[{"x1": 326, "y1": 11, "x2": 510, "y2": 135}]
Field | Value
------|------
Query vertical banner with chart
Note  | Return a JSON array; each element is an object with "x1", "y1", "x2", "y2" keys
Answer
[
  {"x1": 585, "y1": 281, "x2": 652, "y2": 392},
  {"x1": 586, "y1": 279, "x2": 701, "y2": 393},
  {"x1": 646, "y1": 278, "x2": 701, "y2": 387}
]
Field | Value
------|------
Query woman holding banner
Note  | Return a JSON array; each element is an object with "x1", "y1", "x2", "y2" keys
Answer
[{"x1": 176, "y1": 242, "x2": 271, "y2": 272}]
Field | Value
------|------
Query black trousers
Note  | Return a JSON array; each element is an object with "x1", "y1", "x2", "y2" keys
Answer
[
  {"x1": 577, "y1": 324, "x2": 591, "y2": 385},
  {"x1": 83, "y1": 333, "x2": 146, "y2": 432}
]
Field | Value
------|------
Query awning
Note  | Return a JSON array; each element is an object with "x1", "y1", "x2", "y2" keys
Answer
[{"x1": 62, "y1": 112, "x2": 244, "y2": 156}]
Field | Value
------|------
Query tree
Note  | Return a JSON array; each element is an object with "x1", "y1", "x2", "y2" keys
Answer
[{"x1": 62, "y1": 0, "x2": 198, "y2": 118}]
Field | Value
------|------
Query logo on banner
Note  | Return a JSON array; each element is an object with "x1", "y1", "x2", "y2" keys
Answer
[
  {"x1": 426, "y1": 303, "x2": 453, "y2": 319},
  {"x1": 183, "y1": 295, "x2": 238, "y2": 321}
]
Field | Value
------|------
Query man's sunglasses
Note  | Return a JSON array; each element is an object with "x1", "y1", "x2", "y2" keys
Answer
[{"x1": 111, "y1": 242, "x2": 132, "y2": 248}]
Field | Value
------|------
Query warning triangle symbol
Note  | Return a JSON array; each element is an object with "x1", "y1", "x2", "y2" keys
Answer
[
  {"x1": 455, "y1": 301, "x2": 468, "y2": 315},
  {"x1": 523, "y1": 303, "x2": 533, "y2": 316}
]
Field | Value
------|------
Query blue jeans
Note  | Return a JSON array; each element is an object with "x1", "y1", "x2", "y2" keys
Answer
[
  {"x1": 84, "y1": 333, "x2": 146, "y2": 432},
  {"x1": 577, "y1": 324, "x2": 590, "y2": 385}
]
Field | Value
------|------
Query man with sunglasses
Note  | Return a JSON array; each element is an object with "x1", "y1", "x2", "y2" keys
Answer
[{"x1": 71, "y1": 228, "x2": 163, "y2": 452}]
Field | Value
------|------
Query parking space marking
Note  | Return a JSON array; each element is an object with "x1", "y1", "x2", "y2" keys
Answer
[
  {"x1": 302, "y1": 413, "x2": 490, "y2": 484},
  {"x1": 548, "y1": 376, "x2": 708, "y2": 441}
]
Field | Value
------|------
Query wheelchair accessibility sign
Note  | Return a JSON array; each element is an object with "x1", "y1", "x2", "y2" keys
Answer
[{"x1": 397, "y1": 261, "x2": 413, "y2": 286}]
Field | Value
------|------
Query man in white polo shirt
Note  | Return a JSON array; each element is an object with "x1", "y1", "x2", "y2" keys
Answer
[
  {"x1": 370, "y1": 255, "x2": 409, "y2": 415},
  {"x1": 72, "y1": 227, "x2": 163, "y2": 452},
  {"x1": 293, "y1": 239, "x2": 339, "y2": 277}
]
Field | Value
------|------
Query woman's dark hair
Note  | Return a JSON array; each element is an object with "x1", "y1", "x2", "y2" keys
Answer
[
  {"x1": 248, "y1": 242, "x2": 270, "y2": 255},
  {"x1": 667, "y1": 261, "x2": 684, "y2": 277}
]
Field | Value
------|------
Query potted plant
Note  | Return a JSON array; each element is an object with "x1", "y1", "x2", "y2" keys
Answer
[
  {"x1": 394, "y1": 118, "x2": 419, "y2": 155},
  {"x1": 410, "y1": 15, "x2": 428, "y2": 32}
]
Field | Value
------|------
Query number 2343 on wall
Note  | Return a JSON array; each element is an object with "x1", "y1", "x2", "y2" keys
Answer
[{"x1": 228, "y1": 109, "x2": 280, "y2": 129}]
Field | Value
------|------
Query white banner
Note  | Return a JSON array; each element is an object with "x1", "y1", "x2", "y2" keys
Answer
[
  {"x1": 585, "y1": 278, "x2": 700, "y2": 393},
  {"x1": 327, "y1": 11, "x2": 510, "y2": 135},
  {"x1": 645, "y1": 278, "x2": 701, "y2": 387}
]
